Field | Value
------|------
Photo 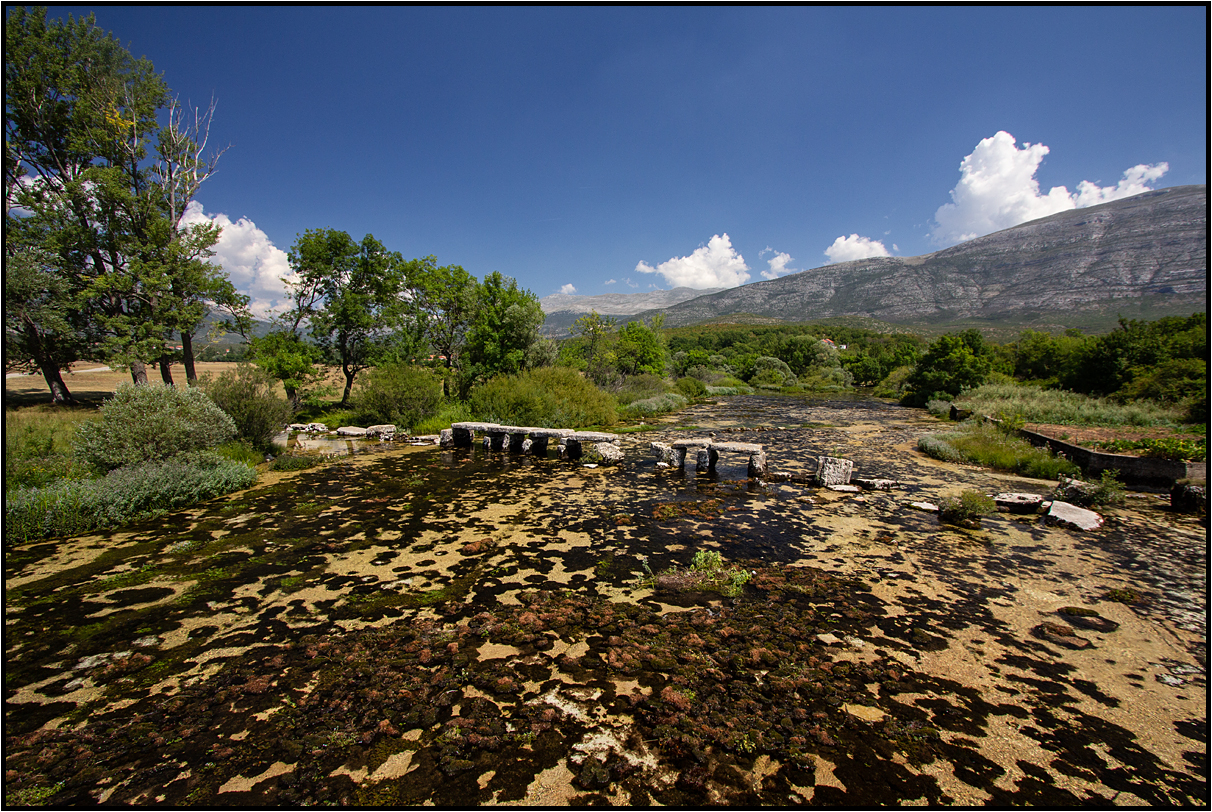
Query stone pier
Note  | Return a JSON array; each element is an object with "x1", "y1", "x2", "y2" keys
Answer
[{"x1": 443, "y1": 423, "x2": 623, "y2": 463}]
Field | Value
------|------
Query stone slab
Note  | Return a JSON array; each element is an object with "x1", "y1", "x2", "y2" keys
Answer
[
  {"x1": 826, "y1": 484, "x2": 862, "y2": 493},
  {"x1": 710, "y1": 442, "x2": 764, "y2": 453},
  {"x1": 815, "y1": 456, "x2": 854, "y2": 486},
  {"x1": 336, "y1": 426, "x2": 368, "y2": 437},
  {"x1": 451, "y1": 422, "x2": 504, "y2": 433},
  {"x1": 909, "y1": 501, "x2": 939, "y2": 512},
  {"x1": 1045, "y1": 500, "x2": 1104, "y2": 531},
  {"x1": 572, "y1": 431, "x2": 618, "y2": 443},
  {"x1": 853, "y1": 478, "x2": 899, "y2": 491},
  {"x1": 995, "y1": 492, "x2": 1046, "y2": 513}
]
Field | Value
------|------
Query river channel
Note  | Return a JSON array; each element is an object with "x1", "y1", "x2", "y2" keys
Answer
[{"x1": 4, "y1": 394, "x2": 1206, "y2": 805}]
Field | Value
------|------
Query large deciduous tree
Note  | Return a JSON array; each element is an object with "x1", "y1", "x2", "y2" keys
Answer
[
  {"x1": 462, "y1": 271, "x2": 545, "y2": 391},
  {"x1": 5, "y1": 6, "x2": 245, "y2": 397}
]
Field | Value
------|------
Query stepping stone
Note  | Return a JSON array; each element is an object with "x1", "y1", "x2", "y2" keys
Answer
[
  {"x1": 854, "y1": 478, "x2": 899, "y2": 491},
  {"x1": 909, "y1": 501, "x2": 939, "y2": 512},
  {"x1": 996, "y1": 492, "x2": 1046, "y2": 513},
  {"x1": 826, "y1": 484, "x2": 862, "y2": 493}
]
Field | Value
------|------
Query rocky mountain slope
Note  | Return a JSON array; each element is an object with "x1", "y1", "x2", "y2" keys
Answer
[
  {"x1": 540, "y1": 286, "x2": 724, "y2": 333},
  {"x1": 638, "y1": 185, "x2": 1206, "y2": 328}
]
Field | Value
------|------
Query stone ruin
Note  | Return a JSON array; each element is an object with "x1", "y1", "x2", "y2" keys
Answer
[{"x1": 440, "y1": 422, "x2": 624, "y2": 463}]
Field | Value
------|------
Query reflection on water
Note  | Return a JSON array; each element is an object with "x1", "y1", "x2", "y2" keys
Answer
[{"x1": 272, "y1": 431, "x2": 385, "y2": 456}]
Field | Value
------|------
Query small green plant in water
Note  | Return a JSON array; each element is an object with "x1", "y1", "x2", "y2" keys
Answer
[{"x1": 937, "y1": 491, "x2": 996, "y2": 528}]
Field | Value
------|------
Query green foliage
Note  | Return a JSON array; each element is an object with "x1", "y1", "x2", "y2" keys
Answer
[
  {"x1": 918, "y1": 422, "x2": 1080, "y2": 480},
  {"x1": 873, "y1": 365, "x2": 915, "y2": 398},
  {"x1": 214, "y1": 440, "x2": 265, "y2": 468},
  {"x1": 1058, "y1": 471, "x2": 1127, "y2": 508},
  {"x1": 1089, "y1": 436, "x2": 1206, "y2": 462},
  {"x1": 5, "y1": 452, "x2": 256, "y2": 543},
  {"x1": 351, "y1": 363, "x2": 443, "y2": 430},
  {"x1": 952, "y1": 383, "x2": 1182, "y2": 427},
  {"x1": 926, "y1": 399, "x2": 954, "y2": 419},
  {"x1": 675, "y1": 376, "x2": 709, "y2": 400},
  {"x1": 903, "y1": 331, "x2": 994, "y2": 406},
  {"x1": 269, "y1": 453, "x2": 327, "y2": 472},
  {"x1": 74, "y1": 383, "x2": 237, "y2": 473},
  {"x1": 468, "y1": 367, "x2": 616, "y2": 428},
  {"x1": 463, "y1": 272, "x2": 546, "y2": 390},
  {"x1": 200, "y1": 363, "x2": 292, "y2": 450},
  {"x1": 937, "y1": 491, "x2": 996, "y2": 528},
  {"x1": 611, "y1": 374, "x2": 673, "y2": 406},
  {"x1": 621, "y1": 393, "x2": 688, "y2": 417},
  {"x1": 614, "y1": 320, "x2": 668, "y2": 376},
  {"x1": 4, "y1": 407, "x2": 93, "y2": 491},
  {"x1": 412, "y1": 401, "x2": 477, "y2": 435},
  {"x1": 1059, "y1": 313, "x2": 1206, "y2": 398},
  {"x1": 750, "y1": 356, "x2": 796, "y2": 387},
  {"x1": 251, "y1": 330, "x2": 324, "y2": 410}
]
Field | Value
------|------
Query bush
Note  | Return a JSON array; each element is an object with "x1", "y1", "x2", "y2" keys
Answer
[
  {"x1": 750, "y1": 357, "x2": 796, "y2": 387},
  {"x1": 412, "y1": 401, "x2": 476, "y2": 435},
  {"x1": 612, "y1": 374, "x2": 673, "y2": 407},
  {"x1": 917, "y1": 434, "x2": 965, "y2": 463},
  {"x1": 873, "y1": 365, "x2": 914, "y2": 398},
  {"x1": 675, "y1": 377, "x2": 708, "y2": 399},
  {"x1": 1056, "y1": 471, "x2": 1126, "y2": 507},
  {"x1": 4, "y1": 452, "x2": 256, "y2": 543},
  {"x1": 951, "y1": 382, "x2": 1182, "y2": 427},
  {"x1": 201, "y1": 364, "x2": 293, "y2": 451},
  {"x1": 351, "y1": 363, "x2": 444, "y2": 430},
  {"x1": 621, "y1": 392, "x2": 688, "y2": 417},
  {"x1": 468, "y1": 366, "x2": 617, "y2": 428},
  {"x1": 926, "y1": 399, "x2": 954, "y2": 419},
  {"x1": 75, "y1": 383, "x2": 237, "y2": 473},
  {"x1": 270, "y1": 453, "x2": 327, "y2": 472},
  {"x1": 938, "y1": 491, "x2": 996, "y2": 528}
]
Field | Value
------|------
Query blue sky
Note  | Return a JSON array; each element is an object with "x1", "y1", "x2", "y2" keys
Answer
[{"x1": 47, "y1": 5, "x2": 1208, "y2": 315}]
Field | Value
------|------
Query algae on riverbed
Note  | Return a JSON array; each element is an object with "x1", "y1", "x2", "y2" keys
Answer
[{"x1": 4, "y1": 395, "x2": 1206, "y2": 806}]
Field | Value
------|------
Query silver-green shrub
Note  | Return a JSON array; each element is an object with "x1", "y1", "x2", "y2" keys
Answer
[
  {"x1": 621, "y1": 392, "x2": 688, "y2": 417},
  {"x1": 75, "y1": 383, "x2": 237, "y2": 472},
  {"x1": 201, "y1": 364, "x2": 293, "y2": 450},
  {"x1": 5, "y1": 452, "x2": 256, "y2": 543}
]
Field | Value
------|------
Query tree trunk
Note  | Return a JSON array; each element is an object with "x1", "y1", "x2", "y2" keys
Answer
[
  {"x1": 340, "y1": 366, "x2": 355, "y2": 406},
  {"x1": 285, "y1": 385, "x2": 302, "y2": 413},
  {"x1": 37, "y1": 359, "x2": 76, "y2": 406},
  {"x1": 159, "y1": 354, "x2": 175, "y2": 386},
  {"x1": 130, "y1": 361, "x2": 149, "y2": 385},
  {"x1": 181, "y1": 332, "x2": 198, "y2": 383}
]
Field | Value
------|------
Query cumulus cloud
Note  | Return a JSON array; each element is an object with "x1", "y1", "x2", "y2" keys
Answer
[
  {"x1": 559, "y1": 283, "x2": 577, "y2": 295},
  {"x1": 181, "y1": 201, "x2": 292, "y2": 319},
  {"x1": 824, "y1": 234, "x2": 891, "y2": 264},
  {"x1": 635, "y1": 233, "x2": 751, "y2": 289},
  {"x1": 931, "y1": 131, "x2": 1168, "y2": 246},
  {"x1": 758, "y1": 246, "x2": 797, "y2": 280}
]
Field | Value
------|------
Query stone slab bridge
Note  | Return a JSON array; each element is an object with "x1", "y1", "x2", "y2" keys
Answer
[
  {"x1": 440, "y1": 422, "x2": 625, "y2": 463},
  {"x1": 650, "y1": 439, "x2": 767, "y2": 477}
]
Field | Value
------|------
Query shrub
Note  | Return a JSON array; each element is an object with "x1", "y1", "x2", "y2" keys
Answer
[
  {"x1": 1056, "y1": 471, "x2": 1126, "y2": 508},
  {"x1": 75, "y1": 383, "x2": 237, "y2": 473},
  {"x1": 612, "y1": 374, "x2": 673, "y2": 406},
  {"x1": 621, "y1": 392, "x2": 688, "y2": 417},
  {"x1": 270, "y1": 453, "x2": 327, "y2": 472},
  {"x1": 873, "y1": 365, "x2": 914, "y2": 398},
  {"x1": 926, "y1": 399, "x2": 954, "y2": 419},
  {"x1": 750, "y1": 356, "x2": 796, "y2": 387},
  {"x1": 351, "y1": 363, "x2": 443, "y2": 430},
  {"x1": 468, "y1": 366, "x2": 617, "y2": 428},
  {"x1": 938, "y1": 491, "x2": 996, "y2": 528},
  {"x1": 215, "y1": 440, "x2": 265, "y2": 468},
  {"x1": 201, "y1": 364, "x2": 293, "y2": 450},
  {"x1": 4, "y1": 452, "x2": 256, "y2": 543},
  {"x1": 412, "y1": 401, "x2": 476, "y2": 435},
  {"x1": 918, "y1": 423, "x2": 1080, "y2": 480},
  {"x1": 951, "y1": 382, "x2": 1181, "y2": 427},
  {"x1": 675, "y1": 377, "x2": 709, "y2": 400}
]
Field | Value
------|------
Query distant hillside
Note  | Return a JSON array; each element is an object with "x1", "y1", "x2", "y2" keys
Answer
[
  {"x1": 540, "y1": 286, "x2": 723, "y2": 334},
  {"x1": 637, "y1": 185, "x2": 1206, "y2": 331}
]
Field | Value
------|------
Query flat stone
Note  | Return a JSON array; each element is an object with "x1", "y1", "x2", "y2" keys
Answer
[
  {"x1": 909, "y1": 501, "x2": 939, "y2": 512},
  {"x1": 439, "y1": 428, "x2": 454, "y2": 448},
  {"x1": 595, "y1": 442, "x2": 625, "y2": 465},
  {"x1": 572, "y1": 431, "x2": 618, "y2": 443},
  {"x1": 528, "y1": 427, "x2": 575, "y2": 439},
  {"x1": 451, "y1": 422, "x2": 504, "y2": 433},
  {"x1": 853, "y1": 478, "x2": 899, "y2": 491},
  {"x1": 816, "y1": 633, "x2": 843, "y2": 645},
  {"x1": 710, "y1": 441, "x2": 763, "y2": 453},
  {"x1": 996, "y1": 492, "x2": 1045, "y2": 513},
  {"x1": 671, "y1": 438, "x2": 712, "y2": 449},
  {"x1": 336, "y1": 426, "x2": 368, "y2": 437},
  {"x1": 1045, "y1": 500, "x2": 1104, "y2": 531},
  {"x1": 826, "y1": 484, "x2": 862, "y2": 493},
  {"x1": 365, "y1": 424, "x2": 396, "y2": 438}
]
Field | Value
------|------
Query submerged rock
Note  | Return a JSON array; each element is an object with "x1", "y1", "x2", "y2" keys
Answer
[{"x1": 1045, "y1": 500, "x2": 1104, "y2": 531}]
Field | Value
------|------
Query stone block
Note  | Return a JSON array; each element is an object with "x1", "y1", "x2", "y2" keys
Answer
[
  {"x1": 695, "y1": 448, "x2": 711, "y2": 473},
  {"x1": 365, "y1": 424, "x2": 396, "y2": 439},
  {"x1": 747, "y1": 450, "x2": 767, "y2": 478},
  {"x1": 439, "y1": 428, "x2": 454, "y2": 448},
  {"x1": 815, "y1": 456, "x2": 853, "y2": 486},
  {"x1": 650, "y1": 442, "x2": 677, "y2": 465},
  {"x1": 336, "y1": 426, "x2": 367, "y2": 437},
  {"x1": 595, "y1": 442, "x2": 625, "y2": 465},
  {"x1": 995, "y1": 492, "x2": 1045, "y2": 513}
]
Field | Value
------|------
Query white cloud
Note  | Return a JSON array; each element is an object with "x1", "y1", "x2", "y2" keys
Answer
[
  {"x1": 1074, "y1": 163, "x2": 1169, "y2": 207},
  {"x1": 824, "y1": 234, "x2": 891, "y2": 264},
  {"x1": 758, "y1": 247, "x2": 797, "y2": 280},
  {"x1": 559, "y1": 283, "x2": 577, "y2": 295},
  {"x1": 635, "y1": 233, "x2": 751, "y2": 289},
  {"x1": 181, "y1": 201, "x2": 292, "y2": 319},
  {"x1": 604, "y1": 278, "x2": 617, "y2": 285},
  {"x1": 931, "y1": 131, "x2": 1168, "y2": 246}
]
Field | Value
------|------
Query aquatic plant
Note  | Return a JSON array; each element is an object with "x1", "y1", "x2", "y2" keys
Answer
[{"x1": 937, "y1": 491, "x2": 996, "y2": 528}]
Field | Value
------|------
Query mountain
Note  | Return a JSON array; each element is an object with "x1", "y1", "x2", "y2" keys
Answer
[
  {"x1": 540, "y1": 286, "x2": 724, "y2": 334},
  {"x1": 636, "y1": 185, "x2": 1206, "y2": 330}
]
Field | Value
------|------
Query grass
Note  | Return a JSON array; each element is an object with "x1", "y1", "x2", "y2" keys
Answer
[
  {"x1": 4, "y1": 406, "x2": 97, "y2": 492},
  {"x1": 918, "y1": 421, "x2": 1081, "y2": 480},
  {"x1": 952, "y1": 383, "x2": 1183, "y2": 427}
]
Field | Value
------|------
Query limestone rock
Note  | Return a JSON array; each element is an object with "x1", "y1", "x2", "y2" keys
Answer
[
  {"x1": 995, "y1": 492, "x2": 1046, "y2": 513},
  {"x1": 439, "y1": 428, "x2": 454, "y2": 448},
  {"x1": 909, "y1": 501, "x2": 939, "y2": 512},
  {"x1": 815, "y1": 456, "x2": 853, "y2": 486},
  {"x1": 854, "y1": 478, "x2": 899, "y2": 491},
  {"x1": 826, "y1": 484, "x2": 861, "y2": 493},
  {"x1": 650, "y1": 442, "x2": 677, "y2": 465},
  {"x1": 365, "y1": 424, "x2": 396, "y2": 439},
  {"x1": 594, "y1": 442, "x2": 625, "y2": 465},
  {"x1": 1044, "y1": 500, "x2": 1104, "y2": 531},
  {"x1": 336, "y1": 426, "x2": 368, "y2": 437},
  {"x1": 289, "y1": 422, "x2": 329, "y2": 434}
]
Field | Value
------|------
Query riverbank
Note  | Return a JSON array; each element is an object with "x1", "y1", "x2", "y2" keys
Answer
[{"x1": 4, "y1": 395, "x2": 1205, "y2": 805}]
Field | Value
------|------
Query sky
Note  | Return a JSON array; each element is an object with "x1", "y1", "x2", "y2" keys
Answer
[{"x1": 41, "y1": 5, "x2": 1209, "y2": 317}]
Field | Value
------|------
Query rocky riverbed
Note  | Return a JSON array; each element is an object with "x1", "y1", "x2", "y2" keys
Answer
[{"x1": 4, "y1": 395, "x2": 1206, "y2": 806}]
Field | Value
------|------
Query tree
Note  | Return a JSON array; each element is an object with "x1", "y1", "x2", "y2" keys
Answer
[
  {"x1": 5, "y1": 7, "x2": 244, "y2": 393},
  {"x1": 562, "y1": 310, "x2": 618, "y2": 385},
  {"x1": 463, "y1": 271, "x2": 545, "y2": 390},
  {"x1": 250, "y1": 329, "x2": 323, "y2": 412},
  {"x1": 403, "y1": 256, "x2": 478, "y2": 372},
  {"x1": 286, "y1": 228, "x2": 410, "y2": 405},
  {"x1": 614, "y1": 320, "x2": 667, "y2": 376},
  {"x1": 902, "y1": 332, "x2": 992, "y2": 406}
]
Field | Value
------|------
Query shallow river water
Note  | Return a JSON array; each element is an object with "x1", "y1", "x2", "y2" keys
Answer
[{"x1": 4, "y1": 395, "x2": 1206, "y2": 805}]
